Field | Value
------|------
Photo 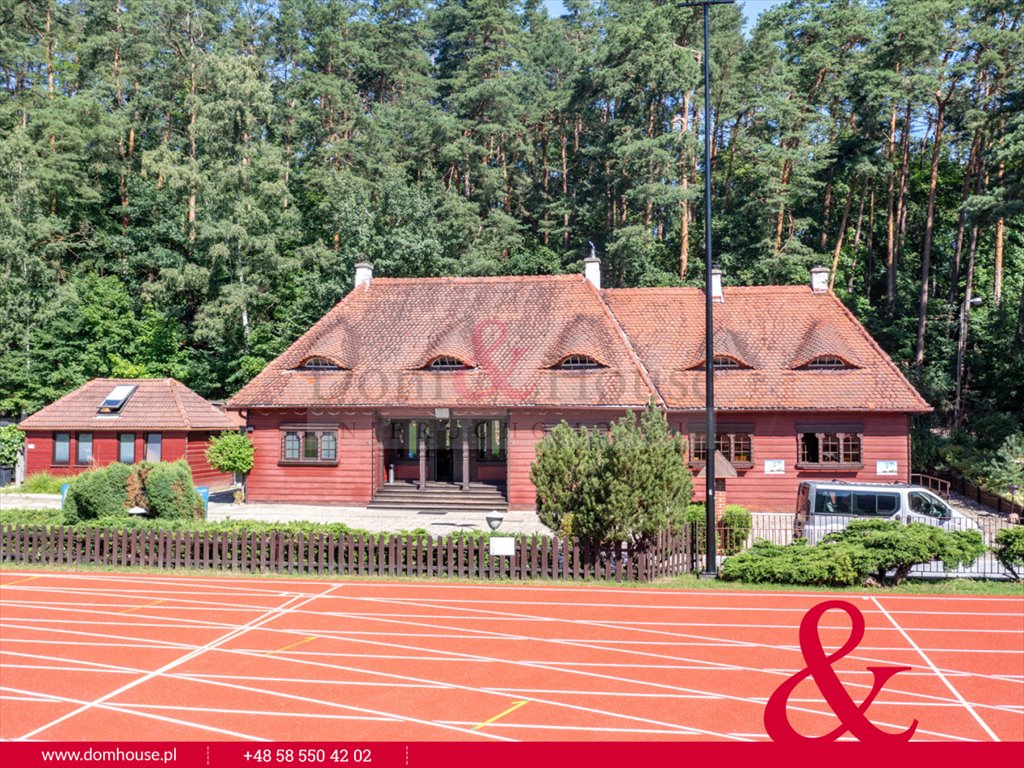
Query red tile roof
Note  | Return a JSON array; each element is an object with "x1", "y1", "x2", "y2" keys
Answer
[
  {"x1": 603, "y1": 286, "x2": 931, "y2": 412},
  {"x1": 231, "y1": 275, "x2": 656, "y2": 409},
  {"x1": 228, "y1": 276, "x2": 931, "y2": 413},
  {"x1": 19, "y1": 379, "x2": 239, "y2": 431}
]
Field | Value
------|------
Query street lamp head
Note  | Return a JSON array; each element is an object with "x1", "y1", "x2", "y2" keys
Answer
[
  {"x1": 485, "y1": 510, "x2": 505, "y2": 531},
  {"x1": 969, "y1": 297, "x2": 983, "y2": 307}
]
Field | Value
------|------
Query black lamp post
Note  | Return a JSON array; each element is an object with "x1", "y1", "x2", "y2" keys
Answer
[{"x1": 679, "y1": 0, "x2": 733, "y2": 576}]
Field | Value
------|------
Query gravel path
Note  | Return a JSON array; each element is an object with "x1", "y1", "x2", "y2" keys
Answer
[{"x1": 0, "y1": 491, "x2": 552, "y2": 535}]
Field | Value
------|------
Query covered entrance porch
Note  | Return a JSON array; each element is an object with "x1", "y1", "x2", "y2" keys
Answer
[{"x1": 374, "y1": 413, "x2": 508, "y2": 509}]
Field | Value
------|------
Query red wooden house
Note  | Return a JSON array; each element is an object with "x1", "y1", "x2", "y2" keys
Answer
[
  {"x1": 19, "y1": 378, "x2": 239, "y2": 489},
  {"x1": 228, "y1": 262, "x2": 931, "y2": 512}
]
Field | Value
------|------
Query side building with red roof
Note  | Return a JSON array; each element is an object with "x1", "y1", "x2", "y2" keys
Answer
[
  {"x1": 228, "y1": 262, "x2": 931, "y2": 512},
  {"x1": 19, "y1": 378, "x2": 240, "y2": 489}
]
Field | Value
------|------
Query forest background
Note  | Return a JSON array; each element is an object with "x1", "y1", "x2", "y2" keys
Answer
[{"x1": 1, "y1": 0, "x2": 1021, "y2": 491}]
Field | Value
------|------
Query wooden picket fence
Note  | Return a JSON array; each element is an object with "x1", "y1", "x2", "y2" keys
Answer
[{"x1": 0, "y1": 525, "x2": 692, "y2": 583}]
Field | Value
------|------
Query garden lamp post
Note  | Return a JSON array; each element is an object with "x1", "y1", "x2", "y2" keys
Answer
[{"x1": 679, "y1": 0, "x2": 734, "y2": 577}]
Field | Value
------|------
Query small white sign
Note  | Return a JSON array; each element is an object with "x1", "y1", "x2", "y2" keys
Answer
[
  {"x1": 27, "y1": 443, "x2": 35, "y2": 450},
  {"x1": 489, "y1": 537, "x2": 515, "y2": 557},
  {"x1": 877, "y1": 460, "x2": 898, "y2": 476},
  {"x1": 764, "y1": 459, "x2": 785, "y2": 475}
]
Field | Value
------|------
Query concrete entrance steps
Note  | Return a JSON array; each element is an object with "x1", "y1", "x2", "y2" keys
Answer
[{"x1": 368, "y1": 481, "x2": 508, "y2": 513}]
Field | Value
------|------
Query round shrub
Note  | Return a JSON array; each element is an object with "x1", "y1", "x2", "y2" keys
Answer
[
  {"x1": 143, "y1": 460, "x2": 204, "y2": 520},
  {"x1": 64, "y1": 463, "x2": 136, "y2": 523},
  {"x1": 684, "y1": 502, "x2": 753, "y2": 555}
]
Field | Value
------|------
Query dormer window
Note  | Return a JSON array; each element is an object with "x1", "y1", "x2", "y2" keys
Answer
[
  {"x1": 713, "y1": 355, "x2": 744, "y2": 370},
  {"x1": 299, "y1": 357, "x2": 341, "y2": 371},
  {"x1": 803, "y1": 356, "x2": 851, "y2": 370},
  {"x1": 553, "y1": 355, "x2": 605, "y2": 371},
  {"x1": 427, "y1": 357, "x2": 471, "y2": 371}
]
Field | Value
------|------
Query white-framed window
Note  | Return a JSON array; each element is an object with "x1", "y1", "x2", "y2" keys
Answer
[
  {"x1": 53, "y1": 432, "x2": 70, "y2": 465},
  {"x1": 280, "y1": 428, "x2": 339, "y2": 464},
  {"x1": 145, "y1": 433, "x2": 162, "y2": 462},
  {"x1": 119, "y1": 433, "x2": 135, "y2": 464},
  {"x1": 76, "y1": 433, "x2": 93, "y2": 464}
]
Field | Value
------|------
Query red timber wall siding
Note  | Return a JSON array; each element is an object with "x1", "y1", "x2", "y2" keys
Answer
[
  {"x1": 506, "y1": 410, "x2": 912, "y2": 513},
  {"x1": 185, "y1": 433, "x2": 234, "y2": 489},
  {"x1": 507, "y1": 409, "x2": 631, "y2": 511},
  {"x1": 677, "y1": 411, "x2": 912, "y2": 512},
  {"x1": 245, "y1": 410, "x2": 375, "y2": 504},
  {"x1": 23, "y1": 431, "x2": 188, "y2": 478}
]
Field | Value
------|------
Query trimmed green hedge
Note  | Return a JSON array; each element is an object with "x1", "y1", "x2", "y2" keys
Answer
[
  {"x1": 64, "y1": 463, "x2": 135, "y2": 523},
  {"x1": 62, "y1": 460, "x2": 203, "y2": 523}
]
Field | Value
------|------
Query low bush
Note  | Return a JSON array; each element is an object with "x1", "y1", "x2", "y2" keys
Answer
[
  {"x1": 684, "y1": 503, "x2": 753, "y2": 555},
  {"x1": 720, "y1": 540, "x2": 861, "y2": 586},
  {"x1": 0, "y1": 507, "x2": 64, "y2": 525},
  {"x1": 64, "y1": 463, "x2": 136, "y2": 523},
  {"x1": 993, "y1": 526, "x2": 1024, "y2": 580},
  {"x1": 722, "y1": 520, "x2": 987, "y2": 587},
  {"x1": 824, "y1": 519, "x2": 986, "y2": 585},
  {"x1": 17, "y1": 473, "x2": 64, "y2": 495},
  {"x1": 143, "y1": 460, "x2": 203, "y2": 520}
]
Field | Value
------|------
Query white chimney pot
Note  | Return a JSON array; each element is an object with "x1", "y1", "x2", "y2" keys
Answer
[
  {"x1": 711, "y1": 267, "x2": 723, "y2": 302},
  {"x1": 584, "y1": 256, "x2": 601, "y2": 290},
  {"x1": 810, "y1": 266, "x2": 829, "y2": 293},
  {"x1": 355, "y1": 261, "x2": 373, "y2": 289}
]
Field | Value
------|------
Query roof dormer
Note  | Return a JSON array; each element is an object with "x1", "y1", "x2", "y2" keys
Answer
[
  {"x1": 550, "y1": 354, "x2": 606, "y2": 371},
  {"x1": 424, "y1": 356, "x2": 473, "y2": 371},
  {"x1": 295, "y1": 355, "x2": 345, "y2": 371},
  {"x1": 796, "y1": 354, "x2": 857, "y2": 370},
  {"x1": 689, "y1": 354, "x2": 751, "y2": 371}
]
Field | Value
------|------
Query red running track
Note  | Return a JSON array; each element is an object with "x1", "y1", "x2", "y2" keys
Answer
[{"x1": 1, "y1": 571, "x2": 1021, "y2": 743}]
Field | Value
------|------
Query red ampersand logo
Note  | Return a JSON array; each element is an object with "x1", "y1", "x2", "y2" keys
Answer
[
  {"x1": 764, "y1": 600, "x2": 918, "y2": 744},
  {"x1": 453, "y1": 320, "x2": 535, "y2": 402}
]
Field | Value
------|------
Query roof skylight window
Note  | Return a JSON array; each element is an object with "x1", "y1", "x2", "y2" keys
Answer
[{"x1": 97, "y1": 385, "x2": 137, "y2": 414}]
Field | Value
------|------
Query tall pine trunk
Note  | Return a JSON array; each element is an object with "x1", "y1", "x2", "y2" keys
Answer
[
  {"x1": 829, "y1": 174, "x2": 859, "y2": 290},
  {"x1": 915, "y1": 89, "x2": 952, "y2": 368}
]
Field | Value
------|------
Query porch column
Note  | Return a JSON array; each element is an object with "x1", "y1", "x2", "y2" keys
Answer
[
  {"x1": 418, "y1": 424, "x2": 426, "y2": 490},
  {"x1": 460, "y1": 419, "x2": 470, "y2": 491}
]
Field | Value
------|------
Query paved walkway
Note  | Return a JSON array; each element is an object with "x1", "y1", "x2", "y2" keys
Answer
[{"x1": 0, "y1": 492, "x2": 552, "y2": 536}]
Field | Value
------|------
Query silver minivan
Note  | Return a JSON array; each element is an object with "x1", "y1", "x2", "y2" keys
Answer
[{"x1": 794, "y1": 481, "x2": 979, "y2": 544}]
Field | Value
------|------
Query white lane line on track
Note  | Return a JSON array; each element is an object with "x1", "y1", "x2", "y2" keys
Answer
[
  {"x1": 871, "y1": 596, "x2": 1000, "y2": 742},
  {"x1": 3, "y1": 627, "x2": 519, "y2": 743},
  {"x1": 7, "y1": 570, "x2": 1022, "y2": 604},
  {"x1": 2, "y1": 606, "x2": 1007, "y2": 724},
  {"x1": 109, "y1": 702, "x2": 402, "y2": 722},
  {"x1": 6, "y1": 599, "x2": 1018, "y2": 700},
  {"x1": 17, "y1": 583, "x2": 343, "y2": 740},
  {"x1": 0, "y1": 686, "x2": 262, "y2": 740},
  {"x1": 201, "y1": 604, "x2": 965, "y2": 741},
  {"x1": 6, "y1": 581, "x2": 1015, "y2": 741}
]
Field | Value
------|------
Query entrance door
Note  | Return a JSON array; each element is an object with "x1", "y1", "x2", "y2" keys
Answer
[
  {"x1": 434, "y1": 427, "x2": 453, "y2": 482},
  {"x1": 429, "y1": 420, "x2": 461, "y2": 484}
]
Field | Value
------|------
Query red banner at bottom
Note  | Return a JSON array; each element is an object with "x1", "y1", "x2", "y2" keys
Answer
[{"x1": 1, "y1": 741, "x2": 1022, "y2": 768}]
